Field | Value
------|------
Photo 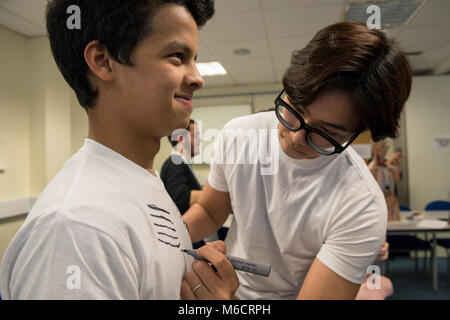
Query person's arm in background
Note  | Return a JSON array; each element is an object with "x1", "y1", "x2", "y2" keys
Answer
[
  {"x1": 183, "y1": 182, "x2": 232, "y2": 243},
  {"x1": 386, "y1": 152, "x2": 402, "y2": 183},
  {"x1": 367, "y1": 157, "x2": 378, "y2": 178}
]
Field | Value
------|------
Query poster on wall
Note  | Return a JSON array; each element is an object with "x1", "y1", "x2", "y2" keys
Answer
[{"x1": 432, "y1": 135, "x2": 450, "y2": 152}]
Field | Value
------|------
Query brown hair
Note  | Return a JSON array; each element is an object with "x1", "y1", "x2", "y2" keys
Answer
[{"x1": 282, "y1": 22, "x2": 412, "y2": 141}]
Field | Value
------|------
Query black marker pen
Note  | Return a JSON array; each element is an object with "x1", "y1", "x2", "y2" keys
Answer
[{"x1": 182, "y1": 249, "x2": 271, "y2": 277}]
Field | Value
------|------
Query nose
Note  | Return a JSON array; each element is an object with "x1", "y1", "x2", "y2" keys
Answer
[
  {"x1": 186, "y1": 64, "x2": 205, "y2": 91},
  {"x1": 289, "y1": 128, "x2": 308, "y2": 146}
]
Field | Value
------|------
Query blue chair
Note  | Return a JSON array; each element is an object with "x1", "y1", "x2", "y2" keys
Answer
[
  {"x1": 425, "y1": 200, "x2": 450, "y2": 211},
  {"x1": 399, "y1": 205, "x2": 411, "y2": 211},
  {"x1": 426, "y1": 200, "x2": 450, "y2": 287}
]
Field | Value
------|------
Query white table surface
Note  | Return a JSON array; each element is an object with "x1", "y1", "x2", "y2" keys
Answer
[{"x1": 387, "y1": 210, "x2": 450, "y2": 291}]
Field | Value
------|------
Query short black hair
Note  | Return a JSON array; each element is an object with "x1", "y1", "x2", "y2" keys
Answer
[
  {"x1": 167, "y1": 119, "x2": 196, "y2": 147},
  {"x1": 46, "y1": 0, "x2": 214, "y2": 109}
]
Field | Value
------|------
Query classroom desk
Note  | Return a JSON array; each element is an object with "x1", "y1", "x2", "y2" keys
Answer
[{"x1": 387, "y1": 210, "x2": 450, "y2": 291}]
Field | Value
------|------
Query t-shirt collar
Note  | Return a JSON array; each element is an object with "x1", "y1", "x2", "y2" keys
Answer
[{"x1": 81, "y1": 138, "x2": 161, "y2": 185}]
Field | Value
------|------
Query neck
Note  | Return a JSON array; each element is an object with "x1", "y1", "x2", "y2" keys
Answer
[
  {"x1": 87, "y1": 112, "x2": 159, "y2": 171},
  {"x1": 176, "y1": 145, "x2": 191, "y2": 162}
]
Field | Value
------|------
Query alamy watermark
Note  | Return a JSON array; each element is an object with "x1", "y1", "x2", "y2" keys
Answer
[
  {"x1": 169, "y1": 121, "x2": 280, "y2": 175},
  {"x1": 366, "y1": 4, "x2": 381, "y2": 30},
  {"x1": 366, "y1": 265, "x2": 381, "y2": 290},
  {"x1": 66, "y1": 264, "x2": 81, "y2": 290},
  {"x1": 66, "y1": 5, "x2": 81, "y2": 30}
]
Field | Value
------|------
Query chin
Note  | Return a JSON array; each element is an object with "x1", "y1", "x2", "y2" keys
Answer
[{"x1": 288, "y1": 150, "x2": 307, "y2": 159}]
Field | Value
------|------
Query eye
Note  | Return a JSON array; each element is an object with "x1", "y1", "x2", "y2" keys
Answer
[
  {"x1": 321, "y1": 127, "x2": 338, "y2": 137},
  {"x1": 169, "y1": 52, "x2": 184, "y2": 62}
]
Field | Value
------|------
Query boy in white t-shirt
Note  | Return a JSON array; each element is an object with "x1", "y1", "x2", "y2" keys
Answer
[
  {"x1": 183, "y1": 22, "x2": 412, "y2": 299},
  {"x1": 0, "y1": 0, "x2": 239, "y2": 300}
]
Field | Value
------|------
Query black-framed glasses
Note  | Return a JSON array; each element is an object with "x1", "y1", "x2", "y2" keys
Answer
[{"x1": 274, "y1": 89, "x2": 362, "y2": 155}]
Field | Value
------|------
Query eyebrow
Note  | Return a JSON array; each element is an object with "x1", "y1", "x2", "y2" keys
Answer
[
  {"x1": 319, "y1": 120, "x2": 351, "y2": 133},
  {"x1": 285, "y1": 94, "x2": 351, "y2": 133},
  {"x1": 293, "y1": 104, "x2": 351, "y2": 133},
  {"x1": 163, "y1": 41, "x2": 198, "y2": 61}
]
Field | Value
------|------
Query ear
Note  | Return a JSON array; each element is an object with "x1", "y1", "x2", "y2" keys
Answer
[{"x1": 84, "y1": 40, "x2": 114, "y2": 82}]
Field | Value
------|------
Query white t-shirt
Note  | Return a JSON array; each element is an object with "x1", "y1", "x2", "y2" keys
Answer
[
  {"x1": 0, "y1": 139, "x2": 193, "y2": 299},
  {"x1": 208, "y1": 112, "x2": 387, "y2": 300}
]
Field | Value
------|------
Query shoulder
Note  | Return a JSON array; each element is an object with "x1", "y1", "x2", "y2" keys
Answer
[
  {"x1": 223, "y1": 111, "x2": 277, "y2": 131},
  {"x1": 341, "y1": 146, "x2": 384, "y2": 199},
  {"x1": 319, "y1": 147, "x2": 387, "y2": 226}
]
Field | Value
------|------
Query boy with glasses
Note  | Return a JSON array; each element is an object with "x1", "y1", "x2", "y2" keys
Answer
[{"x1": 183, "y1": 22, "x2": 412, "y2": 299}]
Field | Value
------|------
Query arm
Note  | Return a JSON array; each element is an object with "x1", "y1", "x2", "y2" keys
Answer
[
  {"x1": 183, "y1": 182, "x2": 232, "y2": 243},
  {"x1": 367, "y1": 157, "x2": 378, "y2": 178},
  {"x1": 387, "y1": 164, "x2": 401, "y2": 184},
  {"x1": 386, "y1": 152, "x2": 402, "y2": 183},
  {"x1": 297, "y1": 258, "x2": 360, "y2": 300},
  {"x1": 189, "y1": 190, "x2": 202, "y2": 206}
]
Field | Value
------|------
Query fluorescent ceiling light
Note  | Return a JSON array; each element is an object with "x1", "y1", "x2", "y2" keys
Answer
[
  {"x1": 196, "y1": 61, "x2": 227, "y2": 77},
  {"x1": 345, "y1": 0, "x2": 425, "y2": 29}
]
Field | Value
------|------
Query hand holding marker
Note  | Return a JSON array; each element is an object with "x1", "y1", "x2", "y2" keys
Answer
[{"x1": 182, "y1": 249, "x2": 271, "y2": 277}]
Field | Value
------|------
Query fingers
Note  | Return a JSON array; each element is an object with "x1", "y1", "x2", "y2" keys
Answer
[
  {"x1": 185, "y1": 268, "x2": 214, "y2": 300},
  {"x1": 197, "y1": 245, "x2": 236, "y2": 283},
  {"x1": 205, "y1": 240, "x2": 226, "y2": 254},
  {"x1": 195, "y1": 246, "x2": 239, "y2": 298},
  {"x1": 181, "y1": 277, "x2": 197, "y2": 300}
]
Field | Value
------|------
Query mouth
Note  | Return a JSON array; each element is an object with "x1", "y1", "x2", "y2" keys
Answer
[{"x1": 174, "y1": 94, "x2": 193, "y2": 109}]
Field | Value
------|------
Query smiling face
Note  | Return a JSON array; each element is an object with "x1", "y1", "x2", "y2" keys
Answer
[
  {"x1": 278, "y1": 90, "x2": 362, "y2": 160},
  {"x1": 109, "y1": 4, "x2": 204, "y2": 140}
]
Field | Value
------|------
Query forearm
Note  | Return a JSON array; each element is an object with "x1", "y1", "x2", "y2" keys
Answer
[
  {"x1": 183, "y1": 203, "x2": 223, "y2": 242},
  {"x1": 189, "y1": 190, "x2": 202, "y2": 206}
]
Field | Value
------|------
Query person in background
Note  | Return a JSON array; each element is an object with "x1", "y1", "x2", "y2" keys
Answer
[
  {"x1": 161, "y1": 119, "x2": 202, "y2": 215},
  {"x1": 0, "y1": 0, "x2": 239, "y2": 300},
  {"x1": 182, "y1": 21, "x2": 412, "y2": 299},
  {"x1": 161, "y1": 119, "x2": 209, "y2": 248},
  {"x1": 368, "y1": 139, "x2": 403, "y2": 222}
]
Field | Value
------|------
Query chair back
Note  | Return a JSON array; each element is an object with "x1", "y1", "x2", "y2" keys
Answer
[
  {"x1": 425, "y1": 200, "x2": 450, "y2": 211},
  {"x1": 399, "y1": 205, "x2": 411, "y2": 211}
]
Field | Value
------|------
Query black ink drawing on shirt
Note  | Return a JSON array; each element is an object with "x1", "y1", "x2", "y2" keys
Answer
[
  {"x1": 147, "y1": 204, "x2": 171, "y2": 215},
  {"x1": 149, "y1": 214, "x2": 173, "y2": 224},
  {"x1": 147, "y1": 203, "x2": 180, "y2": 248},
  {"x1": 157, "y1": 232, "x2": 178, "y2": 240}
]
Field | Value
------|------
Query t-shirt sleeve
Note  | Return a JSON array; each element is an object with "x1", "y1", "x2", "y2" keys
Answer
[
  {"x1": 207, "y1": 128, "x2": 229, "y2": 192},
  {"x1": 316, "y1": 191, "x2": 387, "y2": 284},
  {"x1": 9, "y1": 215, "x2": 140, "y2": 299}
]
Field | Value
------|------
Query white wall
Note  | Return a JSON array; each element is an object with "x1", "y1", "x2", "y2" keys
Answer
[
  {"x1": 0, "y1": 27, "x2": 76, "y2": 259},
  {"x1": 0, "y1": 26, "x2": 30, "y2": 201},
  {"x1": 405, "y1": 75, "x2": 450, "y2": 210}
]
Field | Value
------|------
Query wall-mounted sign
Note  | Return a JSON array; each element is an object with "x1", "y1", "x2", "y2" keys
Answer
[{"x1": 432, "y1": 135, "x2": 450, "y2": 152}]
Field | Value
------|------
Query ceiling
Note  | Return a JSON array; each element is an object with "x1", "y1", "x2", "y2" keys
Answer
[{"x1": 1, "y1": 0, "x2": 449, "y2": 88}]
